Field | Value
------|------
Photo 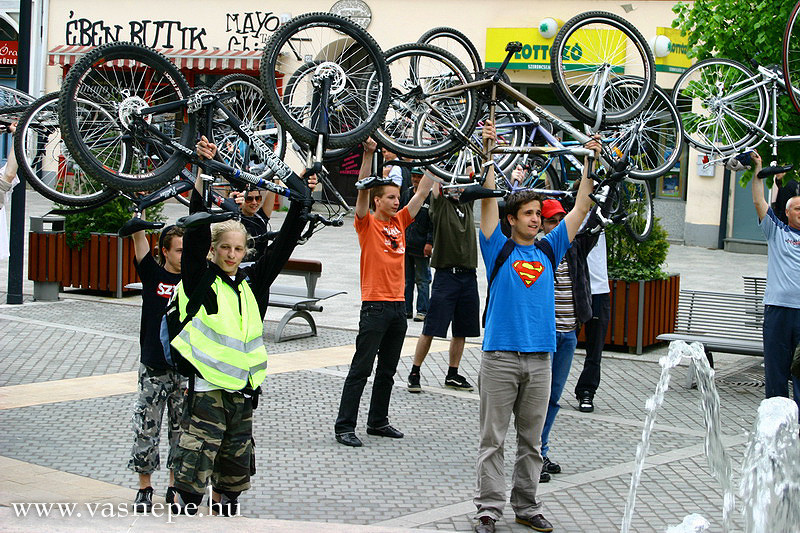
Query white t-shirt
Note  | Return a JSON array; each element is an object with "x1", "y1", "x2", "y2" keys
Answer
[
  {"x1": 587, "y1": 232, "x2": 610, "y2": 295},
  {"x1": 387, "y1": 165, "x2": 403, "y2": 188}
]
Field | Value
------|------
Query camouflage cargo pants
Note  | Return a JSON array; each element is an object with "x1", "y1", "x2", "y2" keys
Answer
[
  {"x1": 128, "y1": 364, "x2": 186, "y2": 474},
  {"x1": 172, "y1": 389, "x2": 254, "y2": 495}
]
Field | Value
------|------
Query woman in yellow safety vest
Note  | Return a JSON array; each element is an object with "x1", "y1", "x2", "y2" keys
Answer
[{"x1": 169, "y1": 137, "x2": 316, "y2": 516}]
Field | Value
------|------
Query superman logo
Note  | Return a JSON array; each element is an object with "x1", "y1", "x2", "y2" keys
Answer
[{"x1": 512, "y1": 260, "x2": 544, "y2": 287}]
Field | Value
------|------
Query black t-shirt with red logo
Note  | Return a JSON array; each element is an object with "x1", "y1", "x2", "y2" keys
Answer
[{"x1": 135, "y1": 253, "x2": 181, "y2": 370}]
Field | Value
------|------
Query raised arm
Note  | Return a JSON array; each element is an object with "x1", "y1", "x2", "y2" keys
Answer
[
  {"x1": 355, "y1": 138, "x2": 377, "y2": 218},
  {"x1": 405, "y1": 172, "x2": 434, "y2": 218},
  {"x1": 0, "y1": 123, "x2": 18, "y2": 208},
  {"x1": 563, "y1": 139, "x2": 600, "y2": 242},
  {"x1": 480, "y1": 121, "x2": 499, "y2": 239},
  {"x1": 751, "y1": 150, "x2": 768, "y2": 221}
]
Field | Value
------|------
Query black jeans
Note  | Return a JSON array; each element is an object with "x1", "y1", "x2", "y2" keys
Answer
[
  {"x1": 335, "y1": 301, "x2": 408, "y2": 434},
  {"x1": 575, "y1": 293, "x2": 610, "y2": 399}
]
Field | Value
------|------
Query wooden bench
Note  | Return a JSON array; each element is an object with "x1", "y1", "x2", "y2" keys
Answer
[
  {"x1": 127, "y1": 258, "x2": 345, "y2": 342},
  {"x1": 657, "y1": 289, "x2": 764, "y2": 387}
]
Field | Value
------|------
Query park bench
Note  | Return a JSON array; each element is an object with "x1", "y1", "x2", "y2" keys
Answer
[
  {"x1": 657, "y1": 289, "x2": 764, "y2": 387},
  {"x1": 126, "y1": 258, "x2": 344, "y2": 342},
  {"x1": 742, "y1": 275, "x2": 767, "y2": 298}
]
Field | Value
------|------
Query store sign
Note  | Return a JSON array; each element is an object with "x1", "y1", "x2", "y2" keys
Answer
[
  {"x1": 486, "y1": 27, "x2": 626, "y2": 72},
  {"x1": 0, "y1": 41, "x2": 17, "y2": 65},
  {"x1": 655, "y1": 27, "x2": 691, "y2": 73}
]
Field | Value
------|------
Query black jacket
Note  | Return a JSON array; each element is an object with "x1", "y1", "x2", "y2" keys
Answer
[
  {"x1": 564, "y1": 214, "x2": 602, "y2": 325},
  {"x1": 400, "y1": 188, "x2": 433, "y2": 257}
]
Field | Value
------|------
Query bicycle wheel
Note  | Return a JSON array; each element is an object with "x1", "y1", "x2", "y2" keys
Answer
[
  {"x1": 14, "y1": 92, "x2": 118, "y2": 206},
  {"x1": 373, "y1": 43, "x2": 479, "y2": 159},
  {"x1": 59, "y1": 41, "x2": 196, "y2": 193},
  {"x1": 784, "y1": 0, "x2": 800, "y2": 114},
  {"x1": 621, "y1": 178, "x2": 653, "y2": 242},
  {"x1": 672, "y1": 58, "x2": 767, "y2": 154},
  {"x1": 210, "y1": 74, "x2": 287, "y2": 179},
  {"x1": 417, "y1": 27, "x2": 483, "y2": 76},
  {"x1": 260, "y1": 12, "x2": 390, "y2": 149},
  {"x1": 602, "y1": 80, "x2": 683, "y2": 181},
  {"x1": 427, "y1": 101, "x2": 528, "y2": 182},
  {"x1": 550, "y1": 11, "x2": 656, "y2": 126}
]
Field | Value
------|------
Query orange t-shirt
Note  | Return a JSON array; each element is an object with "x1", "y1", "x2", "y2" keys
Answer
[{"x1": 355, "y1": 208, "x2": 413, "y2": 301}]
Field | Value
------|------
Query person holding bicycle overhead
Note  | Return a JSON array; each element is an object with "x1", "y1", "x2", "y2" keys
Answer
[
  {"x1": 169, "y1": 136, "x2": 317, "y2": 515},
  {"x1": 474, "y1": 121, "x2": 600, "y2": 533},
  {"x1": 229, "y1": 187, "x2": 276, "y2": 259},
  {"x1": 750, "y1": 150, "x2": 800, "y2": 416},
  {"x1": 334, "y1": 137, "x2": 434, "y2": 448}
]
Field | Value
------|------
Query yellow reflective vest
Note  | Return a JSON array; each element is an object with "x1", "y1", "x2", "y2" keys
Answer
[{"x1": 170, "y1": 276, "x2": 267, "y2": 390}]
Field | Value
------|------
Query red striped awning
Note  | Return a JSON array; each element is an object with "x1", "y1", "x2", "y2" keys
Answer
[{"x1": 48, "y1": 45, "x2": 262, "y2": 71}]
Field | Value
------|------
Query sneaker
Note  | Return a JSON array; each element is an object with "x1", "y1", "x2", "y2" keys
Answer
[
  {"x1": 474, "y1": 516, "x2": 496, "y2": 533},
  {"x1": 539, "y1": 470, "x2": 550, "y2": 483},
  {"x1": 413, "y1": 313, "x2": 426, "y2": 322},
  {"x1": 407, "y1": 372, "x2": 422, "y2": 393},
  {"x1": 133, "y1": 487, "x2": 153, "y2": 513},
  {"x1": 444, "y1": 373, "x2": 474, "y2": 391},
  {"x1": 578, "y1": 394, "x2": 594, "y2": 413},
  {"x1": 542, "y1": 455, "x2": 561, "y2": 474}
]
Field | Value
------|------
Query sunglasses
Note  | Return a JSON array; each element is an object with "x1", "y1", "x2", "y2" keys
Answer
[{"x1": 244, "y1": 195, "x2": 261, "y2": 202}]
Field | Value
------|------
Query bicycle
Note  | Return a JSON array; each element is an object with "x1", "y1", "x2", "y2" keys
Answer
[
  {"x1": 672, "y1": 56, "x2": 800, "y2": 167},
  {"x1": 783, "y1": 0, "x2": 800, "y2": 114}
]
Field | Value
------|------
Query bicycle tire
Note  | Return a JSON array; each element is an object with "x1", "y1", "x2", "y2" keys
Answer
[
  {"x1": 671, "y1": 58, "x2": 767, "y2": 154},
  {"x1": 602, "y1": 81, "x2": 683, "y2": 181},
  {"x1": 373, "y1": 43, "x2": 479, "y2": 159},
  {"x1": 260, "y1": 12, "x2": 390, "y2": 149},
  {"x1": 210, "y1": 74, "x2": 287, "y2": 179},
  {"x1": 550, "y1": 11, "x2": 656, "y2": 126},
  {"x1": 58, "y1": 41, "x2": 196, "y2": 193},
  {"x1": 621, "y1": 178, "x2": 653, "y2": 242},
  {"x1": 417, "y1": 27, "x2": 483, "y2": 75},
  {"x1": 784, "y1": 0, "x2": 800, "y2": 114},
  {"x1": 15, "y1": 92, "x2": 119, "y2": 206},
  {"x1": 426, "y1": 101, "x2": 528, "y2": 182}
]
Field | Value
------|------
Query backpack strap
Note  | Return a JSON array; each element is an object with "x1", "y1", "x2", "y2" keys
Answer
[
  {"x1": 534, "y1": 238, "x2": 557, "y2": 271},
  {"x1": 179, "y1": 268, "x2": 217, "y2": 329},
  {"x1": 482, "y1": 239, "x2": 517, "y2": 327}
]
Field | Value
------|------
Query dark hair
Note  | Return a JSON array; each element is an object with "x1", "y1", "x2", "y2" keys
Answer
[
  {"x1": 155, "y1": 225, "x2": 184, "y2": 266},
  {"x1": 504, "y1": 190, "x2": 544, "y2": 221},
  {"x1": 370, "y1": 183, "x2": 400, "y2": 211}
]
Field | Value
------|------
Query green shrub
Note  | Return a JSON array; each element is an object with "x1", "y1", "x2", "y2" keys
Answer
[
  {"x1": 61, "y1": 198, "x2": 165, "y2": 249},
  {"x1": 606, "y1": 218, "x2": 670, "y2": 282}
]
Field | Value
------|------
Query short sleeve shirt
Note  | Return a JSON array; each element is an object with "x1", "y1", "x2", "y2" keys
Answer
[
  {"x1": 760, "y1": 208, "x2": 800, "y2": 309},
  {"x1": 429, "y1": 195, "x2": 477, "y2": 269},
  {"x1": 135, "y1": 253, "x2": 181, "y2": 369},
  {"x1": 355, "y1": 208, "x2": 413, "y2": 301},
  {"x1": 480, "y1": 223, "x2": 571, "y2": 352}
]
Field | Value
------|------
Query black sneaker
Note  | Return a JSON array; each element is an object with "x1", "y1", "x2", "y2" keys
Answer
[
  {"x1": 578, "y1": 394, "x2": 594, "y2": 413},
  {"x1": 539, "y1": 470, "x2": 550, "y2": 483},
  {"x1": 542, "y1": 456, "x2": 561, "y2": 474},
  {"x1": 407, "y1": 372, "x2": 422, "y2": 393},
  {"x1": 133, "y1": 487, "x2": 153, "y2": 513},
  {"x1": 444, "y1": 373, "x2": 474, "y2": 391}
]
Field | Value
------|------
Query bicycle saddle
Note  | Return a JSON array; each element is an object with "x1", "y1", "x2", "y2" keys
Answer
[
  {"x1": 118, "y1": 218, "x2": 164, "y2": 238},
  {"x1": 355, "y1": 176, "x2": 396, "y2": 190},
  {"x1": 758, "y1": 164, "x2": 793, "y2": 179},
  {"x1": 457, "y1": 184, "x2": 506, "y2": 204},
  {"x1": 177, "y1": 211, "x2": 237, "y2": 228}
]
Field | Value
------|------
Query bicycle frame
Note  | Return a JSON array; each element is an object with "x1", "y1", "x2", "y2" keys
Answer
[{"x1": 707, "y1": 64, "x2": 800, "y2": 165}]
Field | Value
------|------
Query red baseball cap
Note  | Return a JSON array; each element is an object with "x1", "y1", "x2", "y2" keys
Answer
[{"x1": 541, "y1": 199, "x2": 566, "y2": 219}]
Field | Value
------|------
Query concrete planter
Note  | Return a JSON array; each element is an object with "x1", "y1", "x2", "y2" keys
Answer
[{"x1": 578, "y1": 274, "x2": 681, "y2": 354}]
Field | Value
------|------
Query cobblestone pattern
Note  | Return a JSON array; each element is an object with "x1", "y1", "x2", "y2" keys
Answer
[{"x1": 0, "y1": 362, "x2": 755, "y2": 528}]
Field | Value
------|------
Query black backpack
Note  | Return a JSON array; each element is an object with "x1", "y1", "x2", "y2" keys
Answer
[{"x1": 482, "y1": 238, "x2": 557, "y2": 327}]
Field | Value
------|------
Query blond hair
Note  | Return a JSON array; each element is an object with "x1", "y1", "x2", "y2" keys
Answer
[{"x1": 208, "y1": 219, "x2": 254, "y2": 260}]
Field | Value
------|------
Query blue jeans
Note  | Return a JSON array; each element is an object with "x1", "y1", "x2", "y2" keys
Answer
[
  {"x1": 404, "y1": 254, "x2": 431, "y2": 315},
  {"x1": 541, "y1": 330, "x2": 577, "y2": 457},
  {"x1": 762, "y1": 305, "x2": 800, "y2": 414}
]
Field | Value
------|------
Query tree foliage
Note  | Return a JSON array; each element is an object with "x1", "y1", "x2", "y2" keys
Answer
[
  {"x1": 672, "y1": 0, "x2": 799, "y2": 183},
  {"x1": 62, "y1": 198, "x2": 165, "y2": 249},
  {"x1": 607, "y1": 218, "x2": 670, "y2": 281}
]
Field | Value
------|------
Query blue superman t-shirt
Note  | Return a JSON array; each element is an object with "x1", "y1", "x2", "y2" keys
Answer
[{"x1": 479, "y1": 223, "x2": 570, "y2": 352}]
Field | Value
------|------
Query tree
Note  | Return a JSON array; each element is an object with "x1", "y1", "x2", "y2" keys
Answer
[{"x1": 672, "y1": 0, "x2": 799, "y2": 183}]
